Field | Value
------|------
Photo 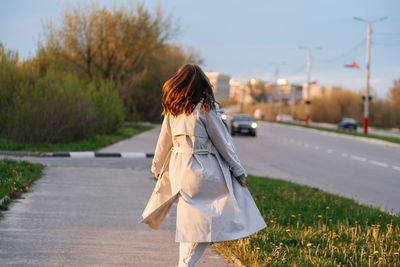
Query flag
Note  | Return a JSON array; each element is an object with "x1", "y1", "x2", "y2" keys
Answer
[{"x1": 344, "y1": 61, "x2": 361, "y2": 69}]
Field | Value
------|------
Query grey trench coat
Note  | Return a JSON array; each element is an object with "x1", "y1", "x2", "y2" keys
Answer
[{"x1": 141, "y1": 101, "x2": 266, "y2": 242}]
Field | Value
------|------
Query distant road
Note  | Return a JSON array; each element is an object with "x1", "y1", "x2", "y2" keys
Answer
[
  {"x1": 232, "y1": 121, "x2": 400, "y2": 214},
  {"x1": 309, "y1": 121, "x2": 400, "y2": 139}
]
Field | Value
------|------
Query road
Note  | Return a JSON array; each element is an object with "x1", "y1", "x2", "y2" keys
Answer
[
  {"x1": 309, "y1": 121, "x2": 400, "y2": 139},
  {"x1": 232, "y1": 121, "x2": 400, "y2": 214}
]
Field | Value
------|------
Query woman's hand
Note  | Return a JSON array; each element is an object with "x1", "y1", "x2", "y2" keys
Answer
[{"x1": 241, "y1": 174, "x2": 248, "y2": 186}]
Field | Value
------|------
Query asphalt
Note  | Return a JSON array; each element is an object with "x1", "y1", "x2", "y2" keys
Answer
[
  {"x1": 231, "y1": 121, "x2": 400, "y2": 214},
  {"x1": 0, "y1": 128, "x2": 230, "y2": 267}
]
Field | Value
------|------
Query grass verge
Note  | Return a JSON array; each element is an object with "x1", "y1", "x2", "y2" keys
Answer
[
  {"x1": 215, "y1": 175, "x2": 400, "y2": 266},
  {"x1": 0, "y1": 159, "x2": 43, "y2": 211},
  {"x1": 267, "y1": 121, "x2": 400, "y2": 145},
  {"x1": 0, "y1": 123, "x2": 154, "y2": 152}
]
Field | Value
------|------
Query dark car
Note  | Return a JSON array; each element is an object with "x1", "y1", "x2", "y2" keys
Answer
[
  {"x1": 338, "y1": 118, "x2": 357, "y2": 131},
  {"x1": 230, "y1": 114, "x2": 257, "y2": 136}
]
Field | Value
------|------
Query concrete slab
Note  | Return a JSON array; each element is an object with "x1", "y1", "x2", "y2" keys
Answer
[
  {"x1": 0, "y1": 158, "x2": 229, "y2": 266},
  {"x1": 100, "y1": 126, "x2": 161, "y2": 154}
]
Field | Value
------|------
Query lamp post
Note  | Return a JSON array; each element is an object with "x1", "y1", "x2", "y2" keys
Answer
[
  {"x1": 353, "y1": 16, "x2": 388, "y2": 135},
  {"x1": 269, "y1": 61, "x2": 286, "y2": 120},
  {"x1": 299, "y1": 46, "x2": 321, "y2": 126}
]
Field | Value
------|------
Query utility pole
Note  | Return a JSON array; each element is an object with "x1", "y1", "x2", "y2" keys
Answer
[
  {"x1": 299, "y1": 46, "x2": 321, "y2": 126},
  {"x1": 354, "y1": 16, "x2": 388, "y2": 135},
  {"x1": 269, "y1": 61, "x2": 286, "y2": 120},
  {"x1": 306, "y1": 50, "x2": 311, "y2": 125}
]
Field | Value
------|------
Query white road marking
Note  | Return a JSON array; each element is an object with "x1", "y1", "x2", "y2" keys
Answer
[
  {"x1": 70, "y1": 152, "x2": 95, "y2": 158},
  {"x1": 121, "y1": 152, "x2": 147, "y2": 158},
  {"x1": 369, "y1": 160, "x2": 388, "y2": 168},
  {"x1": 392, "y1": 166, "x2": 400, "y2": 172},
  {"x1": 350, "y1": 155, "x2": 367, "y2": 162},
  {"x1": 342, "y1": 153, "x2": 349, "y2": 157}
]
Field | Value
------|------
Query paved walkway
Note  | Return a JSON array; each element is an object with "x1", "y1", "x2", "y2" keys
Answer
[{"x1": 0, "y1": 126, "x2": 229, "y2": 266}]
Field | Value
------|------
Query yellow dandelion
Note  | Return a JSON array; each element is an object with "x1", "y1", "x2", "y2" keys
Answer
[
  {"x1": 25, "y1": 186, "x2": 29, "y2": 190},
  {"x1": 378, "y1": 257, "x2": 383, "y2": 261},
  {"x1": 394, "y1": 252, "x2": 399, "y2": 256},
  {"x1": 306, "y1": 243, "x2": 312, "y2": 247},
  {"x1": 279, "y1": 243, "x2": 283, "y2": 246},
  {"x1": 297, "y1": 213, "x2": 301, "y2": 217},
  {"x1": 374, "y1": 251, "x2": 379, "y2": 255},
  {"x1": 326, "y1": 206, "x2": 330, "y2": 210},
  {"x1": 267, "y1": 257, "x2": 272, "y2": 261},
  {"x1": 13, "y1": 187, "x2": 17, "y2": 191},
  {"x1": 291, "y1": 214, "x2": 296, "y2": 218},
  {"x1": 318, "y1": 215, "x2": 323, "y2": 219},
  {"x1": 270, "y1": 220, "x2": 274, "y2": 223},
  {"x1": 13, "y1": 182, "x2": 16, "y2": 185},
  {"x1": 285, "y1": 229, "x2": 291, "y2": 233},
  {"x1": 255, "y1": 247, "x2": 260, "y2": 250}
]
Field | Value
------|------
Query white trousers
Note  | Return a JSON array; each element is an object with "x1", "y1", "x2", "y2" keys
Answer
[{"x1": 178, "y1": 242, "x2": 210, "y2": 267}]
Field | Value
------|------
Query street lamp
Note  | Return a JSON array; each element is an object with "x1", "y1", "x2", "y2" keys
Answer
[
  {"x1": 269, "y1": 61, "x2": 286, "y2": 120},
  {"x1": 353, "y1": 16, "x2": 388, "y2": 135},
  {"x1": 298, "y1": 46, "x2": 322, "y2": 126}
]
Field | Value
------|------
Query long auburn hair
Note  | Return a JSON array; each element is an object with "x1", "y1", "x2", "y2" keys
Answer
[{"x1": 162, "y1": 64, "x2": 216, "y2": 116}]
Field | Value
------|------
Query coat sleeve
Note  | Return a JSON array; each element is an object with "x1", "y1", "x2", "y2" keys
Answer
[
  {"x1": 151, "y1": 113, "x2": 173, "y2": 175},
  {"x1": 204, "y1": 104, "x2": 246, "y2": 177}
]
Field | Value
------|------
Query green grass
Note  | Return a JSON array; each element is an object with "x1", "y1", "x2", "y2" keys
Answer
[
  {"x1": 215, "y1": 175, "x2": 400, "y2": 266},
  {"x1": 268, "y1": 121, "x2": 400, "y2": 145},
  {"x1": 0, "y1": 123, "x2": 154, "y2": 152},
  {"x1": 0, "y1": 159, "x2": 43, "y2": 211}
]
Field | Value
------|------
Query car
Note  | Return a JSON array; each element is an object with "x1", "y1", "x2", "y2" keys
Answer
[
  {"x1": 217, "y1": 109, "x2": 229, "y2": 130},
  {"x1": 337, "y1": 118, "x2": 357, "y2": 131},
  {"x1": 276, "y1": 114, "x2": 293, "y2": 122},
  {"x1": 230, "y1": 114, "x2": 257, "y2": 136}
]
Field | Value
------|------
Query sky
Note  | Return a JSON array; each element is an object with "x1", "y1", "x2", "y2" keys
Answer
[{"x1": 1, "y1": 0, "x2": 399, "y2": 97}]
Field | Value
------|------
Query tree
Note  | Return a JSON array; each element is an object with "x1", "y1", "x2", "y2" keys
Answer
[
  {"x1": 39, "y1": 2, "x2": 201, "y2": 121},
  {"x1": 386, "y1": 79, "x2": 400, "y2": 127}
]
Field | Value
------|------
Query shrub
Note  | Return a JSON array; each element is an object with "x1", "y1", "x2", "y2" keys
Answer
[{"x1": 0, "y1": 66, "x2": 124, "y2": 143}]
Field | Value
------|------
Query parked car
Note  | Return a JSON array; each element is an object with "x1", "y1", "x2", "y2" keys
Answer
[
  {"x1": 337, "y1": 118, "x2": 357, "y2": 131},
  {"x1": 276, "y1": 114, "x2": 293, "y2": 122},
  {"x1": 230, "y1": 114, "x2": 257, "y2": 136},
  {"x1": 217, "y1": 109, "x2": 229, "y2": 130}
]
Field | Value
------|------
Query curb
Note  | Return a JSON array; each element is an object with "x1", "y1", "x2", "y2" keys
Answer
[
  {"x1": 212, "y1": 244, "x2": 247, "y2": 267},
  {"x1": 0, "y1": 151, "x2": 154, "y2": 158}
]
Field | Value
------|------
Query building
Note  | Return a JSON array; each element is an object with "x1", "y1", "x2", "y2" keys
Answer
[
  {"x1": 205, "y1": 72, "x2": 231, "y2": 100},
  {"x1": 229, "y1": 79, "x2": 253, "y2": 104},
  {"x1": 275, "y1": 79, "x2": 303, "y2": 105},
  {"x1": 301, "y1": 84, "x2": 340, "y2": 100}
]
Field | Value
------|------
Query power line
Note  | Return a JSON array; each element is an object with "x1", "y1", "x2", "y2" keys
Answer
[
  {"x1": 314, "y1": 38, "x2": 366, "y2": 63},
  {"x1": 373, "y1": 31, "x2": 400, "y2": 35},
  {"x1": 372, "y1": 41, "x2": 400, "y2": 46},
  {"x1": 286, "y1": 63, "x2": 307, "y2": 76}
]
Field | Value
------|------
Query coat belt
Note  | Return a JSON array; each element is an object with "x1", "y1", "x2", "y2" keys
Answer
[{"x1": 172, "y1": 146, "x2": 211, "y2": 155}]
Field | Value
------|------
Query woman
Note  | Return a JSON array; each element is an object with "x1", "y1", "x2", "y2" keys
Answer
[{"x1": 141, "y1": 64, "x2": 266, "y2": 266}]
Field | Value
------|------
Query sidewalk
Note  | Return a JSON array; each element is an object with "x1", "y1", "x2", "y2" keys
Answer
[{"x1": 0, "y1": 127, "x2": 229, "y2": 266}]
